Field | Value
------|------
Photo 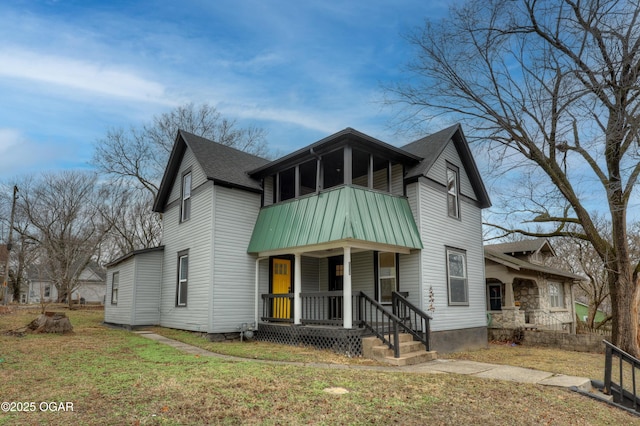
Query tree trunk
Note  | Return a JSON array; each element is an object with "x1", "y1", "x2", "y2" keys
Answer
[{"x1": 610, "y1": 265, "x2": 640, "y2": 357}]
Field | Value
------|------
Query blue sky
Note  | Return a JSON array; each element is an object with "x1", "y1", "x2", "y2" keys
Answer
[{"x1": 0, "y1": 0, "x2": 454, "y2": 180}]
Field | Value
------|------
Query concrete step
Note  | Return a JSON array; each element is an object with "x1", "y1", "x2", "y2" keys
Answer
[
  {"x1": 371, "y1": 341, "x2": 426, "y2": 359},
  {"x1": 362, "y1": 334, "x2": 437, "y2": 366},
  {"x1": 383, "y1": 350, "x2": 438, "y2": 366}
]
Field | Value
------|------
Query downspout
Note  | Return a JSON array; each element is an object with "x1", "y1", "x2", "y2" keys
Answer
[{"x1": 255, "y1": 256, "x2": 268, "y2": 325}]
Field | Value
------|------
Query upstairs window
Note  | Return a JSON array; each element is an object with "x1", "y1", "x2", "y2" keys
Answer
[
  {"x1": 322, "y1": 149, "x2": 344, "y2": 189},
  {"x1": 181, "y1": 172, "x2": 192, "y2": 222},
  {"x1": 111, "y1": 272, "x2": 119, "y2": 305},
  {"x1": 446, "y1": 166, "x2": 459, "y2": 218}
]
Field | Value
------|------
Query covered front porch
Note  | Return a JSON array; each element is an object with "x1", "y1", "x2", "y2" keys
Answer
[{"x1": 247, "y1": 185, "x2": 431, "y2": 357}]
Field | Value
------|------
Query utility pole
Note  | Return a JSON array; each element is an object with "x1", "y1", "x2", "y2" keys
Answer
[{"x1": 2, "y1": 185, "x2": 18, "y2": 306}]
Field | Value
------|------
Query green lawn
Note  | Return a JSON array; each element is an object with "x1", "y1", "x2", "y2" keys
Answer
[{"x1": 0, "y1": 308, "x2": 637, "y2": 425}]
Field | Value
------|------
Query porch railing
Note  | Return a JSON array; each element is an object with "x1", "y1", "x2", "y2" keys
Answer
[
  {"x1": 392, "y1": 291, "x2": 431, "y2": 351},
  {"x1": 260, "y1": 290, "x2": 432, "y2": 359},
  {"x1": 604, "y1": 339, "x2": 640, "y2": 412},
  {"x1": 261, "y1": 293, "x2": 294, "y2": 323}
]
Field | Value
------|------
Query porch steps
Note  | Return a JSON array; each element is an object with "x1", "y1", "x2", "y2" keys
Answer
[{"x1": 362, "y1": 333, "x2": 438, "y2": 366}]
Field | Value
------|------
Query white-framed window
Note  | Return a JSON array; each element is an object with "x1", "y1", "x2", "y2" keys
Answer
[
  {"x1": 181, "y1": 172, "x2": 192, "y2": 222},
  {"x1": 378, "y1": 252, "x2": 397, "y2": 304},
  {"x1": 447, "y1": 166, "x2": 460, "y2": 218},
  {"x1": 177, "y1": 253, "x2": 188, "y2": 307},
  {"x1": 447, "y1": 248, "x2": 468, "y2": 305},
  {"x1": 549, "y1": 282, "x2": 564, "y2": 308},
  {"x1": 111, "y1": 272, "x2": 119, "y2": 305}
]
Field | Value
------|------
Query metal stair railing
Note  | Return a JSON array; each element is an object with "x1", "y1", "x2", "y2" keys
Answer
[
  {"x1": 358, "y1": 291, "x2": 402, "y2": 358},
  {"x1": 391, "y1": 291, "x2": 432, "y2": 351},
  {"x1": 604, "y1": 340, "x2": 640, "y2": 412}
]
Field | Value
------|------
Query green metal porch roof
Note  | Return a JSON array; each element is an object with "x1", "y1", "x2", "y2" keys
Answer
[{"x1": 247, "y1": 186, "x2": 423, "y2": 254}]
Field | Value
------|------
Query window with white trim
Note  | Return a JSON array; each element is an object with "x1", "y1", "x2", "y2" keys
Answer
[
  {"x1": 447, "y1": 248, "x2": 468, "y2": 305},
  {"x1": 549, "y1": 282, "x2": 564, "y2": 308},
  {"x1": 378, "y1": 252, "x2": 397, "y2": 304},
  {"x1": 447, "y1": 166, "x2": 460, "y2": 218},
  {"x1": 111, "y1": 272, "x2": 119, "y2": 305},
  {"x1": 181, "y1": 172, "x2": 192, "y2": 222},
  {"x1": 177, "y1": 253, "x2": 188, "y2": 307}
]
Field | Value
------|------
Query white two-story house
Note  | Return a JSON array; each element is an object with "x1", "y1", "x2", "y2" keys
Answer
[{"x1": 105, "y1": 124, "x2": 491, "y2": 356}]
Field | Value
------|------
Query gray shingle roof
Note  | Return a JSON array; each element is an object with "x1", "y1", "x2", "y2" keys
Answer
[
  {"x1": 484, "y1": 247, "x2": 584, "y2": 281},
  {"x1": 153, "y1": 130, "x2": 269, "y2": 212},
  {"x1": 485, "y1": 238, "x2": 554, "y2": 256}
]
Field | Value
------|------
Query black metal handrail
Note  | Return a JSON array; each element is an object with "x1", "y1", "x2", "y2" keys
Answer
[
  {"x1": 391, "y1": 291, "x2": 432, "y2": 351},
  {"x1": 604, "y1": 339, "x2": 640, "y2": 412},
  {"x1": 358, "y1": 291, "x2": 402, "y2": 358}
]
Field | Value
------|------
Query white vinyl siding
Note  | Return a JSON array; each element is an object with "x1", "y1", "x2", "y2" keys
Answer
[
  {"x1": 211, "y1": 186, "x2": 262, "y2": 333},
  {"x1": 409, "y1": 175, "x2": 486, "y2": 333},
  {"x1": 160, "y1": 146, "x2": 213, "y2": 332},
  {"x1": 104, "y1": 260, "x2": 134, "y2": 325},
  {"x1": 131, "y1": 250, "x2": 163, "y2": 325}
]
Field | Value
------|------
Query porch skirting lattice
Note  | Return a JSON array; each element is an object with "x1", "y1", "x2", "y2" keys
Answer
[{"x1": 255, "y1": 323, "x2": 366, "y2": 356}]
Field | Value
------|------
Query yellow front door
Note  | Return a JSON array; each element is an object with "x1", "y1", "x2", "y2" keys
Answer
[{"x1": 272, "y1": 258, "x2": 291, "y2": 319}]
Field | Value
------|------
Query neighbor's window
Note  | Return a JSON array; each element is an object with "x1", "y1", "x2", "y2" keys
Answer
[
  {"x1": 177, "y1": 253, "x2": 188, "y2": 307},
  {"x1": 447, "y1": 166, "x2": 460, "y2": 218},
  {"x1": 181, "y1": 172, "x2": 192, "y2": 222},
  {"x1": 378, "y1": 252, "x2": 397, "y2": 304},
  {"x1": 111, "y1": 272, "x2": 119, "y2": 305},
  {"x1": 44, "y1": 285, "x2": 51, "y2": 298},
  {"x1": 549, "y1": 282, "x2": 564, "y2": 308},
  {"x1": 447, "y1": 248, "x2": 468, "y2": 305}
]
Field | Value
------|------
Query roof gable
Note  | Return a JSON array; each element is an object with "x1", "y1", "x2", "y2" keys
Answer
[
  {"x1": 401, "y1": 124, "x2": 491, "y2": 208},
  {"x1": 153, "y1": 130, "x2": 269, "y2": 212},
  {"x1": 486, "y1": 238, "x2": 555, "y2": 257},
  {"x1": 484, "y1": 247, "x2": 583, "y2": 281}
]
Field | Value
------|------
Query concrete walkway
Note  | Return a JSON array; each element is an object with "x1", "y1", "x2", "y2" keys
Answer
[{"x1": 133, "y1": 331, "x2": 593, "y2": 392}]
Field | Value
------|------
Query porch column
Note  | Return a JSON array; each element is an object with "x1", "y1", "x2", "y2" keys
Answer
[
  {"x1": 504, "y1": 280, "x2": 516, "y2": 308},
  {"x1": 343, "y1": 246, "x2": 352, "y2": 329},
  {"x1": 293, "y1": 253, "x2": 302, "y2": 325}
]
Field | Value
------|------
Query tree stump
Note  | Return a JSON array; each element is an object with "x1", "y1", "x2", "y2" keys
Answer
[{"x1": 27, "y1": 312, "x2": 73, "y2": 334}]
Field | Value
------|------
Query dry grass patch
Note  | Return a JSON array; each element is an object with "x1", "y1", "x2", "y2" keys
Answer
[
  {"x1": 1, "y1": 308, "x2": 638, "y2": 425},
  {"x1": 444, "y1": 342, "x2": 605, "y2": 380}
]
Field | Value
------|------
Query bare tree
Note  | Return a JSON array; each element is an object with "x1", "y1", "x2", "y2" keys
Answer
[
  {"x1": 391, "y1": 0, "x2": 640, "y2": 354},
  {"x1": 12, "y1": 171, "x2": 113, "y2": 308},
  {"x1": 549, "y1": 222, "x2": 612, "y2": 329},
  {"x1": 92, "y1": 102, "x2": 269, "y2": 257}
]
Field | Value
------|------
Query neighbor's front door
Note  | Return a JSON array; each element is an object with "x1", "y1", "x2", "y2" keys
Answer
[{"x1": 272, "y1": 258, "x2": 292, "y2": 319}]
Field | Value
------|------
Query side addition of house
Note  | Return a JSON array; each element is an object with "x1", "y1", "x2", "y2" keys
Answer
[{"x1": 105, "y1": 124, "x2": 491, "y2": 354}]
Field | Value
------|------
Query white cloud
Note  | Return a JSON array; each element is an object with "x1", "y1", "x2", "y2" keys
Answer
[
  {"x1": 0, "y1": 128, "x2": 21, "y2": 154},
  {"x1": 0, "y1": 47, "x2": 171, "y2": 104}
]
